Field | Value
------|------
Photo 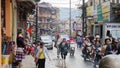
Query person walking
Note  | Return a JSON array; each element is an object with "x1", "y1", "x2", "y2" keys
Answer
[
  {"x1": 15, "y1": 31, "x2": 25, "y2": 68},
  {"x1": 54, "y1": 34, "x2": 62, "y2": 58},
  {"x1": 59, "y1": 38, "x2": 69, "y2": 60},
  {"x1": 76, "y1": 35, "x2": 84, "y2": 48},
  {"x1": 35, "y1": 41, "x2": 51, "y2": 68}
]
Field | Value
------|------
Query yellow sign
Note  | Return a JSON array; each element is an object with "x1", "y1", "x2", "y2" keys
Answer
[
  {"x1": 102, "y1": 12, "x2": 110, "y2": 21},
  {"x1": 86, "y1": 6, "x2": 93, "y2": 16},
  {"x1": 102, "y1": 1, "x2": 110, "y2": 21},
  {"x1": 102, "y1": 5, "x2": 109, "y2": 13}
]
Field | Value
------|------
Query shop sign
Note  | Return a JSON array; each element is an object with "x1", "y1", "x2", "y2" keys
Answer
[
  {"x1": 97, "y1": 4, "x2": 103, "y2": 22},
  {"x1": 107, "y1": 25, "x2": 120, "y2": 29},
  {"x1": 102, "y1": 1, "x2": 110, "y2": 21},
  {"x1": 86, "y1": 6, "x2": 93, "y2": 16}
]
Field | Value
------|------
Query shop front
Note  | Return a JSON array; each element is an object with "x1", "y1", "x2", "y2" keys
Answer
[
  {"x1": 86, "y1": 6, "x2": 94, "y2": 35},
  {"x1": 1, "y1": 0, "x2": 15, "y2": 67},
  {"x1": 0, "y1": 0, "x2": 1, "y2": 67},
  {"x1": 1, "y1": 0, "x2": 36, "y2": 67}
]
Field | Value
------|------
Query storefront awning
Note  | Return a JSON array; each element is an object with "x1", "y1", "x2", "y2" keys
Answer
[{"x1": 17, "y1": 0, "x2": 36, "y2": 9}]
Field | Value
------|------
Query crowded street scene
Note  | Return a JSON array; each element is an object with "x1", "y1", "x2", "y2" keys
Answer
[{"x1": 1, "y1": 0, "x2": 120, "y2": 68}]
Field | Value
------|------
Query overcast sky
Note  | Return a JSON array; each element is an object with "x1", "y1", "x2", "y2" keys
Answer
[{"x1": 40, "y1": 0, "x2": 88, "y2": 8}]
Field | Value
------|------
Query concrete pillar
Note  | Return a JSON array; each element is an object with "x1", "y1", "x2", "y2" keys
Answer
[
  {"x1": 12, "y1": 0, "x2": 17, "y2": 42},
  {"x1": 0, "y1": 0, "x2": 2, "y2": 67}
]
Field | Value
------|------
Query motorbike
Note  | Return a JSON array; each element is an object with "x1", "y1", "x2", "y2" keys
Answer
[
  {"x1": 69, "y1": 42, "x2": 76, "y2": 56},
  {"x1": 82, "y1": 43, "x2": 94, "y2": 61},
  {"x1": 93, "y1": 47, "x2": 102, "y2": 68}
]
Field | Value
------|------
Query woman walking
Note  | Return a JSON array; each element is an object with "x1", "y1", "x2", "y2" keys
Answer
[
  {"x1": 59, "y1": 38, "x2": 69, "y2": 60},
  {"x1": 15, "y1": 31, "x2": 25, "y2": 68},
  {"x1": 35, "y1": 41, "x2": 51, "y2": 68}
]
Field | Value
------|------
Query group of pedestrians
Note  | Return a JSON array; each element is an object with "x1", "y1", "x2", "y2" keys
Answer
[
  {"x1": 12, "y1": 30, "x2": 51, "y2": 68},
  {"x1": 14, "y1": 31, "x2": 120, "y2": 68}
]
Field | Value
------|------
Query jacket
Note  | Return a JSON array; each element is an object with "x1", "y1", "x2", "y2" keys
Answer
[
  {"x1": 36, "y1": 46, "x2": 49, "y2": 59},
  {"x1": 17, "y1": 37, "x2": 25, "y2": 48},
  {"x1": 59, "y1": 42, "x2": 69, "y2": 53},
  {"x1": 105, "y1": 44, "x2": 119, "y2": 55}
]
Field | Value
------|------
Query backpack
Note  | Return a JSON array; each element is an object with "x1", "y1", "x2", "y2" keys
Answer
[{"x1": 76, "y1": 36, "x2": 83, "y2": 42}]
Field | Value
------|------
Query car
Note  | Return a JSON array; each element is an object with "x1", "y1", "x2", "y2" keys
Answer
[{"x1": 40, "y1": 35, "x2": 53, "y2": 50}]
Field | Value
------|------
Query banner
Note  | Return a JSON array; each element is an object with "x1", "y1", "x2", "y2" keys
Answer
[
  {"x1": 86, "y1": 6, "x2": 93, "y2": 16},
  {"x1": 102, "y1": 1, "x2": 110, "y2": 21},
  {"x1": 97, "y1": 4, "x2": 103, "y2": 22}
]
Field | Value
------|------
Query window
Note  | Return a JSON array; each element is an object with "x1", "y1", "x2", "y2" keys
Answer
[
  {"x1": 112, "y1": 0, "x2": 115, "y2": 3},
  {"x1": 90, "y1": 1, "x2": 93, "y2": 6},
  {"x1": 99, "y1": 0, "x2": 101, "y2": 4}
]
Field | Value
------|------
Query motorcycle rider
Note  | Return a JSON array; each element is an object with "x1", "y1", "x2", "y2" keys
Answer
[
  {"x1": 93, "y1": 35, "x2": 102, "y2": 68},
  {"x1": 82, "y1": 36, "x2": 91, "y2": 61},
  {"x1": 69, "y1": 37, "x2": 76, "y2": 56},
  {"x1": 101, "y1": 38, "x2": 111, "y2": 56},
  {"x1": 105, "y1": 38, "x2": 120, "y2": 55}
]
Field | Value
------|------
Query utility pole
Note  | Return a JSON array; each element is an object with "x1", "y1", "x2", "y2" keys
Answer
[
  {"x1": 69, "y1": 0, "x2": 72, "y2": 36},
  {"x1": 36, "y1": 3, "x2": 38, "y2": 42},
  {"x1": 82, "y1": 0, "x2": 86, "y2": 37}
]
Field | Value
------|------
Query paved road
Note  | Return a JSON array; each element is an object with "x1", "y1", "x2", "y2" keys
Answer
[{"x1": 22, "y1": 46, "x2": 93, "y2": 68}]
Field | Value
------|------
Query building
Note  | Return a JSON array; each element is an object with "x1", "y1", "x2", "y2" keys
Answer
[
  {"x1": 38, "y1": 2, "x2": 60, "y2": 35},
  {"x1": 86, "y1": 0, "x2": 120, "y2": 36},
  {"x1": 0, "y1": 0, "x2": 1, "y2": 67}
]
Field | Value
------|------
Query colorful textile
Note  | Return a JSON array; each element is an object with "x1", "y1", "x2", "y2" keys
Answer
[{"x1": 15, "y1": 48, "x2": 25, "y2": 60}]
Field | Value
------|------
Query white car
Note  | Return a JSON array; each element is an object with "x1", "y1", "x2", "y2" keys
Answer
[{"x1": 40, "y1": 35, "x2": 53, "y2": 50}]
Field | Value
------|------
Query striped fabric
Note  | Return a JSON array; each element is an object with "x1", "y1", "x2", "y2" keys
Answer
[{"x1": 15, "y1": 48, "x2": 25, "y2": 60}]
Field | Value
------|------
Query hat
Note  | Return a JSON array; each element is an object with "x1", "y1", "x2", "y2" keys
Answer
[
  {"x1": 114, "y1": 39, "x2": 118, "y2": 42},
  {"x1": 96, "y1": 35, "x2": 100, "y2": 38}
]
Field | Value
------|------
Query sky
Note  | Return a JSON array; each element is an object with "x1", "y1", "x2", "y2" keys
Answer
[{"x1": 40, "y1": 0, "x2": 88, "y2": 8}]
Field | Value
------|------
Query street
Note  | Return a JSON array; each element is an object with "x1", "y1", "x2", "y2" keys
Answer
[{"x1": 22, "y1": 46, "x2": 93, "y2": 68}]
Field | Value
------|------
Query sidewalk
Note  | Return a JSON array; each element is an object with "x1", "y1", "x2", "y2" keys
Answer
[{"x1": 22, "y1": 55, "x2": 36, "y2": 68}]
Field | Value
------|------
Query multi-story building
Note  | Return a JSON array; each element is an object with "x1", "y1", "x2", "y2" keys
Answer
[
  {"x1": 38, "y1": 2, "x2": 60, "y2": 35},
  {"x1": 86, "y1": 0, "x2": 120, "y2": 37}
]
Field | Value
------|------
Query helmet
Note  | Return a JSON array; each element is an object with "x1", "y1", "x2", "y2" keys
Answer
[{"x1": 95, "y1": 35, "x2": 100, "y2": 38}]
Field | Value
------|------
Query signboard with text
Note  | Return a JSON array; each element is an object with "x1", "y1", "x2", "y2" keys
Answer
[{"x1": 97, "y1": 1, "x2": 111, "y2": 22}]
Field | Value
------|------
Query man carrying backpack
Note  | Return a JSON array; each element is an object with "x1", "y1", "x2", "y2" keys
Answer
[{"x1": 76, "y1": 35, "x2": 84, "y2": 48}]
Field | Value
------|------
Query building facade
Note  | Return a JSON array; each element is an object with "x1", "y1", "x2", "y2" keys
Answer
[
  {"x1": 1, "y1": 0, "x2": 39, "y2": 67},
  {"x1": 0, "y1": 0, "x2": 1, "y2": 67},
  {"x1": 86, "y1": 0, "x2": 120, "y2": 36},
  {"x1": 38, "y1": 2, "x2": 60, "y2": 35}
]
